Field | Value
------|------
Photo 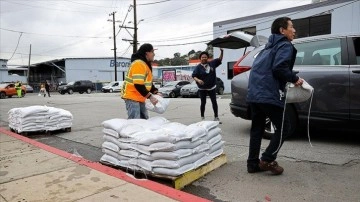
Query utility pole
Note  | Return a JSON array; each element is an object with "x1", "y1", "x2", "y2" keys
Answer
[
  {"x1": 133, "y1": 0, "x2": 137, "y2": 53},
  {"x1": 109, "y1": 12, "x2": 118, "y2": 81},
  {"x1": 27, "y1": 44, "x2": 31, "y2": 84}
]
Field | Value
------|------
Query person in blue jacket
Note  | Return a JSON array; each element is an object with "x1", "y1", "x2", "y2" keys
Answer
[
  {"x1": 192, "y1": 48, "x2": 223, "y2": 123},
  {"x1": 246, "y1": 17, "x2": 304, "y2": 175}
]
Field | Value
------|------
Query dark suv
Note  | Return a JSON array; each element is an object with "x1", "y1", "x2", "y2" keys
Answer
[
  {"x1": 211, "y1": 33, "x2": 360, "y2": 137},
  {"x1": 58, "y1": 80, "x2": 95, "y2": 94}
]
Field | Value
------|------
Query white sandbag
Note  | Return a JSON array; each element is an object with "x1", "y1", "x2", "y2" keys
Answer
[
  {"x1": 152, "y1": 152, "x2": 205, "y2": 169},
  {"x1": 161, "y1": 122, "x2": 191, "y2": 141},
  {"x1": 189, "y1": 121, "x2": 219, "y2": 132},
  {"x1": 133, "y1": 130, "x2": 177, "y2": 145},
  {"x1": 9, "y1": 105, "x2": 49, "y2": 118},
  {"x1": 194, "y1": 155, "x2": 212, "y2": 168},
  {"x1": 174, "y1": 139, "x2": 205, "y2": 150},
  {"x1": 129, "y1": 158, "x2": 153, "y2": 171},
  {"x1": 119, "y1": 149, "x2": 139, "y2": 158},
  {"x1": 102, "y1": 118, "x2": 128, "y2": 131},
  {"x1": 129, "y1": 144, "x2": 151, "y2": 156},
  {"x1": 147, "y1": 116, "x2": 170, "y2": 126},
  {"x1": 103, "y1": 135, "x2": 131, "y2": 150},
  {"x1": 139, "y1": 149, "x2": 194, "y2": 161},
  {"x1": 102, "y1": 141, "x2": 120, "y2": 152},
  {"x1": 103, "y1": 128, "x2": 120, "y2": 138},
  {"x1": 208, "y1": 134, "x2": 222, "y2": 147},
  {"x1": 152, "y1": 163, "x2": 194, "y2": 176},
  {"x1": 126, "y1": 119, "x2": 162, "y2": 131},
  {"x1": 209, "y1": 148, "x2": 224, "y2": 159},
  {"x1": 184, "y1": 125, "x2": 207, "y2": 142},
  {"x1": 205, "y1": 127, "x2": 222, "y2": 142},
  {"x1": 145, "y1": 94, "x2": 170, "y2": 114},
  {"x1": 194, "y1": 143, "x2": 211, "y2": 153},
  {"x1": 100, "y1": 154, "x2": 120, "y2": 166},
  {"x1": 148, "y1": 142, "x2": 176, "y2": 152},
  {"x1": 102, "y1": 148, "x2": 130, "y2": 161},
  {"x1": 209, "y1": 141, "x2": 225, "y2": 154}
]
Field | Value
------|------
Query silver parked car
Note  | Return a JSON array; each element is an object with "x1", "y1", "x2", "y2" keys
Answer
[{"x1": 210, "y1": 33, "x2": 360, "y2": 138}]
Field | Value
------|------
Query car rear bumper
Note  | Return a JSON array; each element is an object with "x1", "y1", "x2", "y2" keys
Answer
[{"x1": 229, "y1": 102, "x2": 251, "y2": 120}]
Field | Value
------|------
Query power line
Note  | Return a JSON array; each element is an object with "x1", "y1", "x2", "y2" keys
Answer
[
  {"x1": 138, "y1": 0, "x2": 171, "y2": 6},
  {"x1": 0, "y1": 28, "x2": 109, "y2": 39},
  {"x1": 8, "y1": 32, "x2": 23, "y2": 61}
]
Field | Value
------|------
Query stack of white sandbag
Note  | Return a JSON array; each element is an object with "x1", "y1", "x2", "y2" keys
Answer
[
  {"x1": 8, "y1": 106, "x2": 73, "y2": 132},
  {"x1": 100, "y1": 116, "x2": 225, "y2": 176}
]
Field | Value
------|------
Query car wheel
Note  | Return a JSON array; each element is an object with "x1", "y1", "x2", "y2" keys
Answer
[
  {"x1": 0, "y1": 92, "x2": 6, "y2": 99},
  {"x1": 68, "y1": 89, "x2": 73, "y2": 94},
  {"x1": 217, "y1": 87, "x2": 224, "y2": 95},
  {"x1": 86, "y1": 88, "x2": 92, "y2": 94},
  {"x1": 79, "y1": 91, "x2": 84, "y2": 94},
  {"x1": 60, "y1": 92, "x2": 65, "y2": 95},
  {"x1": 109, "y1": 89, "x2": 113, "y2": 93},
  {"x1": 263, "y1": 105, "x2": 298, "y2": 140},
  {"x1": 169, "y1": 91, "x2": 176, "y2": 98}
]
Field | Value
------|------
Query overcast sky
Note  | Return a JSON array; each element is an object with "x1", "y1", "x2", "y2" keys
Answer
[{"x1": 0, "y1": 0, "x2": 312, "y2": 66}]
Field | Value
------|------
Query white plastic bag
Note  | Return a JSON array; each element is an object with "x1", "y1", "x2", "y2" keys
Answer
[
  {"x1": 145, "y1": 94, "x2": 170, "y2": 114},
  {"x1": 286, "y1": 80, "x2": 314, "y2": 103}
]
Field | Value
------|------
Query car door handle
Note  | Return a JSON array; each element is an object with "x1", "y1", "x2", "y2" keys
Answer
[{"x1": 352, "y1": 70, "x2": 360, "y2": 74}]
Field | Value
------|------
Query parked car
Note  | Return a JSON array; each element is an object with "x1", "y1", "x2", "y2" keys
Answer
[
  {"x1": 24, "y1": 85, "x2": 34, "y2": 93},
  {"x1": 101, "y1": 81, "x2": 123, "y2": 93},
  {"x1": 0, "y1": 83, "x2": 26, "y2": 99},
  {"x1": 158, "y1": 80, "x2": 190, "y2": 98},
  {"x1": 209, "y1": 32, "x2": 360, "y2": 138},
  {"x1": 58, "y1": 80, "x2": 95, "y2": 94},
  {"x1": 180, "y1": 77, "x2": 225, "y2": 98}
]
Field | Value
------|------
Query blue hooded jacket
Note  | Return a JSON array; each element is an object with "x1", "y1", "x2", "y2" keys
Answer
[{"x1": 247, "y1": 34, "x2": 298, "y2": 108}]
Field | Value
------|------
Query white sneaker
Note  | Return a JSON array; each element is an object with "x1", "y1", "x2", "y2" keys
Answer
[{"x1": 214, "y1": 117, "x2": 222, "y2": 124}]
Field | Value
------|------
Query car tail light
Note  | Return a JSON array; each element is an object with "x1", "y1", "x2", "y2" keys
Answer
[{"x1": 233, "y1": 51, "x2": 251, "y2": 76}]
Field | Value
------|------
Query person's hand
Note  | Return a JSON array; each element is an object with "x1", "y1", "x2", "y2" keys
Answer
[
  {"x1": 156, "y1": 92, "x2": 163, "y2": 97},
  {"x1": 295, "y1": 77, "x2": 304, "y2": 86},
  {"x1": 197, "y1": 79, "x2": 204, "y2": 85},
  {"x1": 149, "y1": 95, "x2": 158, "y2": 105}
]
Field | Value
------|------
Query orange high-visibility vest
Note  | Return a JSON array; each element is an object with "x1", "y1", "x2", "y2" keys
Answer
[{"x1": 122, "y1": 60, "x2": 153, "y2": 102}]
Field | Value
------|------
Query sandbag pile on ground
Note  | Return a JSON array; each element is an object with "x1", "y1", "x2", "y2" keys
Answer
[
  {"x1": 8, "y1": 105, "x2": 73, "y2": 132},
  {"x1": 100, "y1": 116, "x2": 225, "y2": 176}
]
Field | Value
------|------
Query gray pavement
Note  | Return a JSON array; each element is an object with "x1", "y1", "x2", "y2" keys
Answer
[{"x1": 1, "y1": 93, "x2": 360, "y2": 202}]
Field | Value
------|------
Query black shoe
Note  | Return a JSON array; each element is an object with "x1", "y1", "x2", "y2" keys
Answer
[{"x1": 247, "y1": 164, "x2": 266, "y2": 173}]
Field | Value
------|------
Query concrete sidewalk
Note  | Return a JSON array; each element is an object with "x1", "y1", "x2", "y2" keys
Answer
[{"x1": 0, "y1": 128, "x2": 209, "y2": 202}]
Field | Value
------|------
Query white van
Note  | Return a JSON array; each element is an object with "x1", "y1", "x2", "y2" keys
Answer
[{"x1": 101, "y1": 81, "x2": 124, "y2": 93}]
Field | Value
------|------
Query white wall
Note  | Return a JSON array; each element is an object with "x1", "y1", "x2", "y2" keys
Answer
[
  {"x1": 213, "y1": 1, "x2": 360, "y2": 93},
  {"x1": 65, "y1": 58, "x2": 130, "y2": 83}
]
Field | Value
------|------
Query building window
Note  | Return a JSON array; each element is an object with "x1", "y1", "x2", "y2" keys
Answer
[
  {"x1": 227, "y1": 26, "x2": 256, "y2": 35},
  {"x1": 227, "y1": 61, "x2": 236, "y2": 79},
  {"x1": 293, "y1": 14, "x2": 331, "y2": 38}
]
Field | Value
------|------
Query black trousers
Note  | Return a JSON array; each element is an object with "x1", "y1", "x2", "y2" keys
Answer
[
  {"x1": 247, "y1": 102, "x2": 290, "y2": 165},
  {"x1": 198, "y1": 88, "x2": 218, "y2": 118}
]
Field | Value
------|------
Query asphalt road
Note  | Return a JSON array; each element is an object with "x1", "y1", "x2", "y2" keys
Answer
[{"x1": 1, "y1": 93, "x2": 359, "y2": 202}]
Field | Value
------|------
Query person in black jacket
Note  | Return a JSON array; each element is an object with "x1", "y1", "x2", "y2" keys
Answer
[
  {"x1": 44, "y1": 80, "x2": 51, "y2": 97},
  {"x1": 192, "y1": 48, "x2": 223, "y2": 123},
  {"x1": 246, "y1": 17, "x2": 303, "y2": 175}
]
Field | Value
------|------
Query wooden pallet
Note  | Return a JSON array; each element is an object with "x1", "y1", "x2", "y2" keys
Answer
[
  {"x1": 101, "y1": 153, "x2": 227, "y2": 190},
  {"x1": 9, "y1": 127, "x2": 71, "y2": 136}
]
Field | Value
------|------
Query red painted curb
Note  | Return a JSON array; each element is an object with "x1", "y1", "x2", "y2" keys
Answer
[{"x1": 0, "y1": 127, "x2": 210, "y2": 202}]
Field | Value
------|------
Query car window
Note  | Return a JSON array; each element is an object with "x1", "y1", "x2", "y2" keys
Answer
[
  {"x1": 294, "y1": 39, "x2": 342, "y2": 66},
  {"x1": 353, "y1": 37, "x2": 360, "y2": 65}
]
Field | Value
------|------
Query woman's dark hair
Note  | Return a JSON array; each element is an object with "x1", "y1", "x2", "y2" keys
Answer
[
  {"x1": 130, "y1": 43, "x2": 154, "y2": 70},
  {"x1": 271, "y1": 17, "x2": 291, "y2": 34},
  {"x1": 199, "y1": 51, "x2": 209, "y2": 59}
]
